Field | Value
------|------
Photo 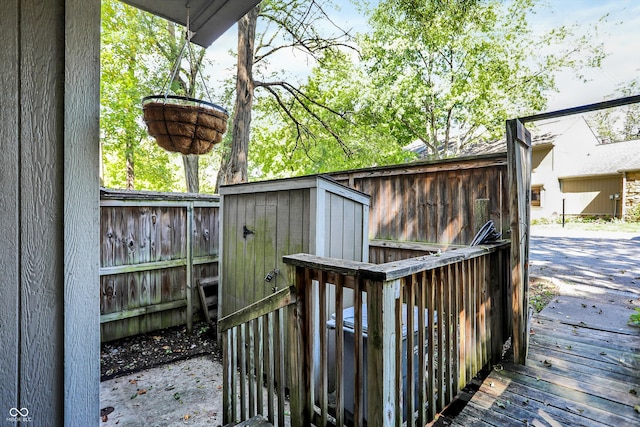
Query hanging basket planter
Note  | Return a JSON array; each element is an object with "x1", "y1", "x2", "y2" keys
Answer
[{"x1": 143, "y1": 95, "x2": 229, "y2": 155}]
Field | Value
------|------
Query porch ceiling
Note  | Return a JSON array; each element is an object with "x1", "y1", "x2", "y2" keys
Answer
[{"x1": 119, "y1": 0, "x2": 261, "y2": 47}]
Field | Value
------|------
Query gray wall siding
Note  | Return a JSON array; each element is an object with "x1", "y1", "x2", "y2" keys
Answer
[
  {"x1": 0, "y1": 0, "x2": 100, "y2": 424},
  {"x1": 0, "y1": 0, "x2": 21, "y2": 419}
]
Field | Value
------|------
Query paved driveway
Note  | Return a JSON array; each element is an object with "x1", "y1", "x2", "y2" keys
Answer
[{"x1": 529, "y1": 225, "x2": 640, "y2": 302}]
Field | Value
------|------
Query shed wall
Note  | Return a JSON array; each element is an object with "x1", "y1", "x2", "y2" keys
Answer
[
  {"x1": 221, "y1": 188, "x2": 311, "y2": 316},
  {"x1": 220, "y1": 177, "x2": 369, "y2": 317}
]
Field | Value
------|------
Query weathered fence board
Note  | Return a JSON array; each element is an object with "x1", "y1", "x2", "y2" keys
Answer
[
  {"x1": 331, "y1": 154, "x2": 509, "y2": 245},
  {"x1": 99, "y1": 189, "x2": 219, "y2": 342}
]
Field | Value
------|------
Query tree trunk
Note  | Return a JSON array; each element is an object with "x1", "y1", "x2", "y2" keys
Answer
[
  {"x1": 126, "y1": 144, "x2": 134, "y2": 189},
  {"x1": 183, "y1": 154, "x2": 199, "y2": 192},
  {"x1": 216, "y1": 5, "x2": 259, "y2": 190}
]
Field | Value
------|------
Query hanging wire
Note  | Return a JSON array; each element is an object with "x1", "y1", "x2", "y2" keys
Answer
[{"x1": 159, "y1": 6, "x2": 214, "y2": 104}]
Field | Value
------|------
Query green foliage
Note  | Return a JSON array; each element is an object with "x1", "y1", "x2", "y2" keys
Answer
[
  {"x1": 630, "y1": 308, "x2": 640, "y2": 327},
  {"x1": 357, "y1": 0, "x2": 605, "y2": 158},
  {"x1": 587, "y1": 78, "x2": 640, "y2": 143},
  {"x1": 100, "y1": 0, "x2": 219, "y2": 191},
  {"x1": 626, "y1": 203, "x2": 640, "y2": 223},
  {"x1": 251, "y1": 50, "x2": 411, "y2": 178}
]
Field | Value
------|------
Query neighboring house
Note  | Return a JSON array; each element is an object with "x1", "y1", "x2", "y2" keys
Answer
[
  {"x1": 407, "y1": 117, "x2": 640, "y2": 220},
  {"x1": 527, "y1": 117, "x2": 640, "y2": 220}
]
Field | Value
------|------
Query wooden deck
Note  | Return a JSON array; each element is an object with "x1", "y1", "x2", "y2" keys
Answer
[{"x1": 447, "y1": 303, "x2": 640, "y2": 426}]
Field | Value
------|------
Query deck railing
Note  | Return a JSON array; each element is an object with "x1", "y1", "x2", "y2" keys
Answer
[{"x1": 220, "y1": 241, "x2": 510, "y2": 427}]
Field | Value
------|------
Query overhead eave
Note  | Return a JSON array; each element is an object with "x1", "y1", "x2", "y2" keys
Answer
[{"x1": 120, "y1": 0, "x2": 261, "y2": 47}]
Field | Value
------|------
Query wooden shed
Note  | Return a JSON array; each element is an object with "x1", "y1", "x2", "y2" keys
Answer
[{"x1": 219, "y1": 175, "x2": 370, "y2": 317}]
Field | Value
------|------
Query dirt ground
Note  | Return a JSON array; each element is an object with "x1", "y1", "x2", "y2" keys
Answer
[{"x1": 100, "y1": 323, "x2": 225, "y2": 426}]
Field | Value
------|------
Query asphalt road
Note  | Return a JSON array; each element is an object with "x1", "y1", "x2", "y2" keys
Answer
[{"x1": 529, "y1": 225, "x2": 640, "y2": 302}]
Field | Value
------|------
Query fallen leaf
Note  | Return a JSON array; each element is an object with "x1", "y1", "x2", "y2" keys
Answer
[
  {"x1": 543, "y1": 360, "x2": 552, "y2": 368},
  {"x1": 496, "y1": 401, "x2": 506, "y2": 409},
  {"x1": 184, "y1": 414, "x2": 191, "y2": 420},
  {"x1": 173, "y1": 392, "x2": 181, "y2": 400},
  {"x1": 102, "y1": 415, "x2": 108, "y2": 422},
  {"x1": 635, "y1": 405, "x2": 640, "y2": 413},
  {"x1": 630, "y1": 389, "x2": 638, "y2": 396},
  {"x1": 137, "y1": 388, "x2": 147, "y2": 395},
  {"x1": 129, "y1": 379, "x2": 137, "y2": 385},
  {"x1": 600, "y1": 351, "x2": 607, "y2": 356}
]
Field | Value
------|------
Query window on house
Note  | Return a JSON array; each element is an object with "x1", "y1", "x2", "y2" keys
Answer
[{"x1": 531, "y1": 186, "x2": 542, "y2": 207}]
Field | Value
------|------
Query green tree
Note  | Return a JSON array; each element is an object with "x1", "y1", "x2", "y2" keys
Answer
[
  {"x1": 216, "y1": 0, "x2": 357, "y2": 188},
  {"x1": 250, "y1": 49, "x2": 410, "y2": 178},
  {"x1": 587, "y1": 78, "x2": 640, "y2": 143},
  {"x1": 358, "y1": 0, "x2": 606, "y2": 158},
  {"x1": 101, "y1": 0, "x2": 181, "y2": 190}
]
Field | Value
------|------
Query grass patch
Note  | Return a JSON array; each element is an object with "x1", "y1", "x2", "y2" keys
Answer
[
  {"x1": 529, "y1": 277, "x2": 559, "y2": 312},
  {"x1": 630, "y1": 308, "x2": 640, "y2": 327}
]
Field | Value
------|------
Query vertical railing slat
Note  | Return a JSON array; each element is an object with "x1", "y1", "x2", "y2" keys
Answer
[
  {"x1": 255, "y1": 316, "x2": 263, "y2": 415},
  {"x1": 353, "y1": 277, "x2": 364, "y2": 426},
  {"x1": 417, "y1": 271, "x2": 427, "y2": 426},
  {"x1": 264, "y1": 312, "x2": 275, "y2": 424},
  {"x1": 247, "y1": 321, "x2": 255, "y2": 418},
  {"x1": 239, "y1": 323, "x2": 247, "y2": 420},
  {"x1": 436, "y1": 267, "x2": 445, "y2": 411},
  {"x1": 335, "y1": 274, "x2": 344, "y2": 427},
  {"x1": 319, "y1": 270, "x2": 328, "y2": 427},
  {"x1": 223, "y1": 329, "x2": 231, "y2": 424},
  {"x1": 458, "y1": 260, "x2": 466, "y2": 392},
  {"x1": 395, "y1": 286, "x2": 403, "y2": 427},
  {"x1": 445, "y1": 264, "x2": 453, "y2": 404},
  {"x1": 275, "y1": 308, "x2": 285, "y2": 427},
  {"x1": 231, "y1": 328, "x2": 238, "y2": 421},
  {"x1": 451, "y1": 263, "x2": 459, "y2": 398},
  {"x1": 427, "y1": 270, "x2": 436, "y2": 421},
  {"x1": 405, "y1": 277, "x2": 415, "y2": 426}
]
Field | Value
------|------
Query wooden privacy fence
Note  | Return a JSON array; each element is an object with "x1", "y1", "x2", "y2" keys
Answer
[
  {"x1": 220, "y1": 240, "x2": 510, "y2": 427},
  {"x1": 331, "y1": 153, "x2": 509, "y2": 245},
  {"x1": 100, "y1": 189, "x2": 219, "y2": 342}
]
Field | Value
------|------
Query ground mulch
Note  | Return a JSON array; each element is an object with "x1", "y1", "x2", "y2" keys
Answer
[{"x1": 100, "y1": 321, "x2": 221, "y2": 382}]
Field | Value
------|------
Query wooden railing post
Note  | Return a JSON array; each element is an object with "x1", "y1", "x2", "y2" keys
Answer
[
  {"x1": 366, "y1": 278, "x2": 398, "y2": 426},
  {"x1": 288, "y1": 266, "x2": 311, "y2": 426}
]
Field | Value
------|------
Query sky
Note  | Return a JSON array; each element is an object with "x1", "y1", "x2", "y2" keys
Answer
[{"x1": 202, "y1": 0, "x2": 640, "y2": 115}]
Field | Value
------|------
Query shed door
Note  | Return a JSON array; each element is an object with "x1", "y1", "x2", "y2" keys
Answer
[{"x1": 506, "y1": 119, "x2": 532, "y2": 364}]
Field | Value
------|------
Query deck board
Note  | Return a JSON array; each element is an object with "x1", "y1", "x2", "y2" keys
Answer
[{"x1": 449, "y1": 310, "x2": 640, "y2": 426}]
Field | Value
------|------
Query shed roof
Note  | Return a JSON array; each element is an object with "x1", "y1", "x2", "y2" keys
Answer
[{"x1": 120, "y1": 0, "x2": 261, "y2": 47}]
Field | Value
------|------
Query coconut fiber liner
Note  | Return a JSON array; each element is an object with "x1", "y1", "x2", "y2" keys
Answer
[{"x1": 143, "y1": 102, "x2": 228, "y2": 155}]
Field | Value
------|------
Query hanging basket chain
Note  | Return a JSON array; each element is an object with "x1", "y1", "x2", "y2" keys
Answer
[{"x1": 142, "y1": 7, "x2": 228, "y2": 156}]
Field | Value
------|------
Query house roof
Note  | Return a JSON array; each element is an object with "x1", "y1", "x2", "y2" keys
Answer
[
  {"x1": 559, "y1": 139, "x2": 640, "y2": 179},
  {"x1": 120, "y1": 0, "x2": 261, "y2": 47}
]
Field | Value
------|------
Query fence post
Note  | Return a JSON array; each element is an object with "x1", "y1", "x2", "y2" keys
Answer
[
  {"x1": 186, "y1": 202, "x2": 193, "y2": 333},
  {"x1": 366, "y1": 278, "x2": 398, "y2": 426},
  {"x1": 288, "y1": 266, "x2": 311, "y2": 426},
  {"x1": 473, "y1": 198, "x2": 490, "y2": 235}
]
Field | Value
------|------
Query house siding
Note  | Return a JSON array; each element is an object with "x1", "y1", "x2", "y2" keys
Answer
[
  {"x1": 561, "y1": 176, "x2": 623, "y2": 217},
  {"x1": 0, "y1": 0, "x2": 100, "y2": 424}
]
